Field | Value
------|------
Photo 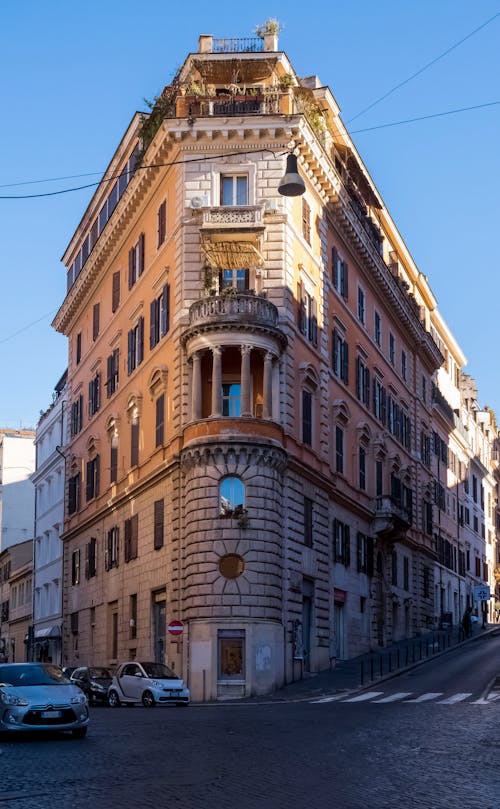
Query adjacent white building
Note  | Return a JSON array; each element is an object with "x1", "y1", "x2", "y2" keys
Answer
[
  {"x1": 31, "y1": 372, "x2": 67, "y2": 664},
  {"x1": 0, "y1": 429, "x2": 36, "y2": 551}
]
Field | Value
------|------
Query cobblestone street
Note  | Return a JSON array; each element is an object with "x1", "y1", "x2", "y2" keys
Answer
[{"x1": 1, "y1": 693, "x2": 498, "y2": 809}]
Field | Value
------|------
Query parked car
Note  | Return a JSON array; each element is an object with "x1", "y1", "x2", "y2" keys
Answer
[
  {"x1": 0, "y1": 663, "x2": 89, "y2": 737},
  {"x1": 70, "y1": 666, "x2": 113, "y2": 704},
  {"x1": 62, "y1": 666, "x2": 78, "y2": 679},
  {"x1": 108, "y1": 661, "x2": 190, "y2": 707}
]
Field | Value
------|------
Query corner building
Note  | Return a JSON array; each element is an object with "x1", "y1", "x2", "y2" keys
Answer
[{"x1": 54, "y1": 31, "x2": 450, "y2": 700}]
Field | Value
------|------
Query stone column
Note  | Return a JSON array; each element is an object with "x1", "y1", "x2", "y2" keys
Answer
[
  {"x1": 191, "y1": 351, "x2": 202, "y2": 420},
  {"x1": 263, "y1": 352, "x2": 273, "y2": 420},
  {"x1": 240, "y1": 345, "x2": 252, "y2": 417},
  {"x1": 211, "y1": 346, "x2": 222, "y2": 417}
]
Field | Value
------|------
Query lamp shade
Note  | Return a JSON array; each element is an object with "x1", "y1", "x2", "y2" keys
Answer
[{"x1": 277, "y1": 153, "x2": 306, "y2": 197}]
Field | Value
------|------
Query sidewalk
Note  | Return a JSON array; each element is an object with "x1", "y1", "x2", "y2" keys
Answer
[{"x1": 267, "y1": 623, "x2": 500, "y2": 702}]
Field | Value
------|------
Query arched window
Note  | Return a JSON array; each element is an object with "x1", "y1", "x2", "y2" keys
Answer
[{"x1": 219, "y1": 477, "x2": 245, "y2": 517}]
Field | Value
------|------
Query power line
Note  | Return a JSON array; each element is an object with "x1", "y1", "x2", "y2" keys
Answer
[
  {"x1": 350, "y1": 100, "x2": 500, "y2": 134},
  {"x1": 0, "y1": 148, "x2": 283, "y2": 200},
  {"x1": 0, "y1": 310, "x2": 58, "y2": 345},
  {"x1": 347, "y1": 10, "x2": 500, "y2": 123}
]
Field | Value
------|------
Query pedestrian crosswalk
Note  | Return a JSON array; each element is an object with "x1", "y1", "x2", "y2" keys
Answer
[{"x1": 311, "y1": 690, "x2": 500, "y2": 705}]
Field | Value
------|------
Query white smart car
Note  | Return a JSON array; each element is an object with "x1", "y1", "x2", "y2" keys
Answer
[{"x1": 108, "y1": 661, "x2": 190, "y2": 707}]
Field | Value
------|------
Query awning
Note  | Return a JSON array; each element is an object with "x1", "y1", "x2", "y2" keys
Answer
[
  {"x1": 201, "y1": 239, "x2": 263, "y2": 270},
  {"x1": 35, "y1": 625, "x2": 61, "y2": 639}
]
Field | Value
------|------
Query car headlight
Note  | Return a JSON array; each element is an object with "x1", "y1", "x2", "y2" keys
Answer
[
  {"x1": 0, "y1": 690, "x2": 29, "y2": 706},
  {"x1": 71, "y1": 694, "x2": 87, "y2": 704},
  {"x1": 90, "y1": 682, "x2": 106, "y2": 691},
  {"x1": 150, "y1": 680, "x2": 161, "y2": 688}
]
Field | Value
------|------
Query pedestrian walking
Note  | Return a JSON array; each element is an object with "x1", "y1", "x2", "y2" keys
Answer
[{"x1": 462, "y1": 607, "x2": 472, "y2": 639}]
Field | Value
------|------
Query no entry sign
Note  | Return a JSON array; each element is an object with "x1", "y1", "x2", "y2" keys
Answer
[{"x1": 167, "y1": 620, "x2": 184, "y2": 636}]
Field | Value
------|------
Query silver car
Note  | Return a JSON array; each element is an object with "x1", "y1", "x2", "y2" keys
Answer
[
  {"x1": 0, "y1": 663, "x2": 89, "y2": 737},
  {"x1": 108, "y1": 661, "x2": 190, "y2": 707}
]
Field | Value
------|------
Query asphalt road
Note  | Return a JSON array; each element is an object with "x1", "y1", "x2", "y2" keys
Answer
[{"x1": 1, "y1": 633, "x2": 499, "y2": 809}]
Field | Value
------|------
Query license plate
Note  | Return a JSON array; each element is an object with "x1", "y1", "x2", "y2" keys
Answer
[{"x1": 41, "y1": 710, "x2": 62, "y2": 718}]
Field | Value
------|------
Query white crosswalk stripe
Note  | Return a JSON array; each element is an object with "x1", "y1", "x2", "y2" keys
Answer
[
  {"x1": 372, "y1": 692, "x2": 413, "y2": 703},
  {"x1": 436, "y1": 693, "x2": 473, "y2": 704},
  {"x1": 310, "y1": 689, "x2": 497, "y2": 705},
  {"x1": 343, "y1": 691, "x2": 384, "y2": 702},
  {"x1": 404, "y1": 692, "x2": 443, "y2": 703}
]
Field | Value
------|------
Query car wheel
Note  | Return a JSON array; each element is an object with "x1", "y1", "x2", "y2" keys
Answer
[
  {"x1": 108, "y1": 689, "x2": 121, "y2": 707},
  {"x1": 142, "y1": 690, "x2": 155, "y2": 708},
  {"x1": 72, "y1": 727, "x2": 88, "y2": 738}
]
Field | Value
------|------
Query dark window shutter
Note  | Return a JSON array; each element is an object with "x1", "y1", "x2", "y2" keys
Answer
[
  {"x1": 138, "y1": 233, "x2": 145, "y2": 276},
  {"x1": 161, "y1": 284, "x2": 170, "y2": 336},
  {"x1": 86, "y1": 460, "x2": 92, "y2": 501},
  {"x1": 128, "y1": 247, "x2": 135, "y2": 289},
  {"x1": 331, "y1": 246, "x2": 338, "y2": 285},
  {"x1": 150, "y1": 299, "x2": 159, "y2": 349},
  {"x1": 112, "y1": 271, "x2": 120, "y2": 312},
  {"x1": 158, "y1": 201, "x2": 166, "y2": 247},
  {"x1": 364, "y1": 368, "x2": 370, "y2": 407},
  {"x1": 93, "y1": 303, "x2": 100, "y2": 341},
  {"x1": 124, "y1": 518, "x2": 131, "y2": 562},
  {"x1": 310, "y1": 297, "x2": 318, "y2": 346},
  {"x1": 357, "y1": 532, "x2": 362, "y2": 572},
  {"x1": 331, "y1": 329, "x2": 337, "y2": 374},
  {"x1": 131, "y1": 420, "x2": 139, "y2": 467},
  {"x1": 76, "y1": 332, "x2": 82, "y2": 364},
  {"x1": 95, "y1": 455, "x2": 100, "y2": 497},
  {"x1": 110, "y1": 444, "x2": 118, "y2": 483},
  {"x1": 154, "y1": 499, "x2": 164, "y2": 550},
  {"x1": 355, "y1": 357, "x2": 361, "y2": 399},
  {"x1": 332, "y1": 518, "x2": 338, "y2": 562},
  {"x1": 343, "y1": 525, "x2": 351, "y2": 567},
  {"x1": 342, "y1": 341, "x2": 349, "y2": 384},
  {"x1": 88, "y1": 381, "x2": 93, "y2": 419},
  {"x1": 156, "y1": 394, "x2": 165, "y2": 447},
  {"x1": 127, "y1": 329, "x2": 134, "y2": 375},
  {"x1": 137, "y1": 317, "x2": 144, "y2": 365},
  {"x1": 341, "y1": 260, "x2": 349, "y2": 299},
  {"x1": 131, "y1": 514, "x2": 138, "y2": 559}
]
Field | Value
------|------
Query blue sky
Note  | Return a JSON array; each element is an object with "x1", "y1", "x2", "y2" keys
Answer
[{"x1": 1, "y1": 1, "x2": 499, "y2": 428}]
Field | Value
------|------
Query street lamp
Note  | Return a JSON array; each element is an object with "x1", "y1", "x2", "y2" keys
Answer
[{"x1": 278, "y1": 152, "x2": 306, "y2": 197}]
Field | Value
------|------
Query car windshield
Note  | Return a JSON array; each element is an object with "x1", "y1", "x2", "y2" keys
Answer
[
  {"x1": 89, "y1": 667, "x2": 112, "y2": 679},
  {"x1": 0, "y1": 664, "x2": 70, "y2": 687},
  {"x1": 140, "y1": 662, "x2": 178, "y2": 679}
]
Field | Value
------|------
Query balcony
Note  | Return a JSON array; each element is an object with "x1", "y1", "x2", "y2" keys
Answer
[
  {"x1": 212, "y1": 37, "x2": 264, "y2": 53},
  {"x1": 200, "y1": 205, "x2": 264, "y2": 231},
  {"x1": 431, "y1": 383, "x2": 455, "y2": 425},
  {"x1": 188, "y1": 293, "x2": 279, "y2": 330},
  {"x1": 371, "y1": 496, "x2": 412, "y2": 539},
  {"x1": 176, "y1": 92, "x2": 291, "y2": 118}
]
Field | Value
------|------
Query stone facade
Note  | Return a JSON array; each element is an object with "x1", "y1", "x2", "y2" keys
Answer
[{"x1": 52, "y1": 31, "x2": 499, "y2": 700}]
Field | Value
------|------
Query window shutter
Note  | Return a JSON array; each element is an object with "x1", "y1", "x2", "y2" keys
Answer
[
  {"x1": 154, "y1": 499, "x2": 164, "y2": 550},
  {"x1": 156, "y1": 394, "x2": 165, "y2": 447},
  {"x1": 331, "y1": 246, "x2": 338, "y2": 285},
  {"x1": 342, "y1": 341, "x2": 349, "y2": 384},
  {"x1": 88, "y1": 381, "x2": 93, "y2": 419},
  {"x1": 86, "y1": 460, "x2": 92, "y2": 501},
  {"x1": 137, "y1": 317, "x2": 144, "y2": 365},
  {"x1": 357, "y1": 532, "x2": 362, "y2": 572},
  {"x1": 95, "y1": 455, "x2": 100, "y2": 497},
  {"x1": 93, "y1": 303, "x2": 100, "y2": 341},
  {"x1": 105, "y1": 532, "x2": 110, "y2": 571},
  {"x1": 364, "y1": 368, "x2": 370, "y2": 407},
  {"x1": 112, "y1": 271, "x2": 120, "y2": 312},
  {"x1": 297, "y1": 281, "x2": 305, "y2": 333},
  {"x1": 131, "y1": 420, "x2": 139, "y2": 466},
  {"x1": 341, "y1": 260, "x2": 349, "y2": 299},
  {"x1": 85, "y1": 543, "x2": 89, "y2": 580},
  {"x1": 106, "y1": 355, "x2": 113, "y2": 397},
  {"x1": 150, "y1": 298, "x2": 158, "y2": 349},
  {"x1": 310, "y1": 297, "x2": 318, "y2": 346},
  {"x1": 343, "y1": 525, "x2": 351, "y2": 567},
  {"x1": 332, "y1": 519, "x2": 338, "y2": 562},
  {"x1": 131, "y1": 514, "x2": 138, "y2": 559},
  {"x1": 128, "y1": 247, "x2": 135, "y2": 289},
  {"x1": 138, "y1": 233, "x2": 145, "y2": 276},
  {"x1": 110, "y1": 444, "x2": 118, "y2": 483},
  {"x1": 161, "y1": 284, "x2": 170, "y2": 336},
  {"x1": 127, "y1": 329, "x2": 134, "y2": 375},
  {"x1": 124, "y1": 518, "x2": 131, "y2": 563},
  {"x1": 331, "y1": 329, "x2": 337, "y2": 374},
  {"x1": 355, "y1": 357, "x2": 361, "y2": 399}
]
